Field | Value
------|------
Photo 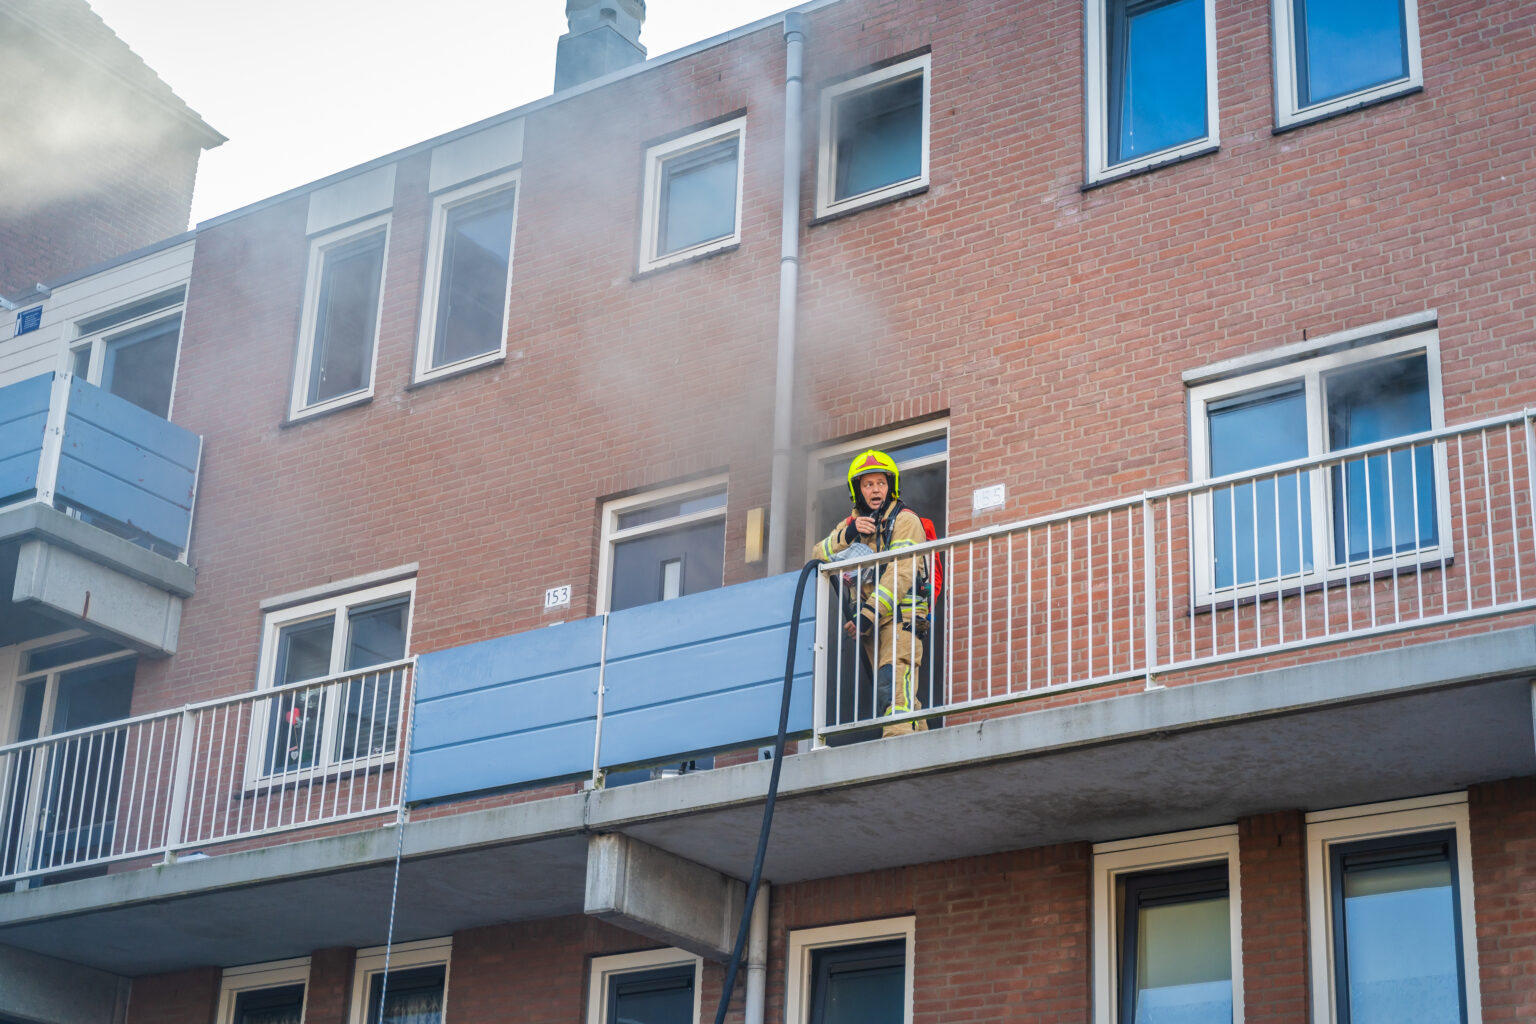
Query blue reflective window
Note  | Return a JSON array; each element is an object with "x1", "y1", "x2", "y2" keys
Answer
[
  {"x1": 1293, "y1": 0, "x2": 1410, "y2": 107},
  {"x1": 1208, "y1": 385, "x2": 1313, "y2": 589},
  {"x1": 1330, "y1": 831, "x2": 1466, "y2": 1024},
  {"x1": 1326, "y1": 354, "x2": 1436, "y2": 563},
  {"x1": 1107, "y1": 0, "x2": 1208, "y2": 165},
  {"x1": 834, "y1": 73, "x2": 923, "y2": 202}
]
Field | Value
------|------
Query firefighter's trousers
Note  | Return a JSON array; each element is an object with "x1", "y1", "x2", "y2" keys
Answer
[{"x1": 866, "y1": 619, "x2": 925, "y2": 735}]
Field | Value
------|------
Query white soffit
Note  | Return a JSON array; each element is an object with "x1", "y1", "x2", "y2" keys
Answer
[
  {"x1": 429, "y1": 119, "x2": 525, "y2": 194},
  {"x1": 307, "y1": 165, "x2": 398, "y2": 236}
]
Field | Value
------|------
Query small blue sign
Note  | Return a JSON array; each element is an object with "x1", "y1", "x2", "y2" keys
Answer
[{"x1": 15, "y1": 306, "x2": 42, "y2": 336}]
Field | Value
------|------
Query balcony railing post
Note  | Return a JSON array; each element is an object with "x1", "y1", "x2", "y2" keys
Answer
[
  {"x1": 590, "y1": 614, "x2": 610, "y2": 788},
  {"x1": 1141, "y1": 496, "x2": 1161, "y2": 690},
  {"x1": 35, "y1": 372, "x2": 72, "y2": 507},
  {"x1": 160, "y1": 708, "x2": 197, "y2": 863},
  {"x1": 811, "y1": 568, "x2": 830, "y2": 749}
]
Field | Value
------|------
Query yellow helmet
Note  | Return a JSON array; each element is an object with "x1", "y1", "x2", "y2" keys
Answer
[{"x1": 846, "y1": 449, "x2": 900, "y2": 504}]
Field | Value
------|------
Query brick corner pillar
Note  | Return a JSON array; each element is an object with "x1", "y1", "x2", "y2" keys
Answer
[
  {"x1": 1237, "y1": 810, "x2": 1308, "y2": 1023},
  {"x1": 126, "y1": 966, "x2": 220, "y2": 1024},
  {"x1": 303, "y1": 947, "x2": 358, "y2": 1024},
  {"x1": 1467, "y1": 775, "x2": 1536, "y2": 1024}
]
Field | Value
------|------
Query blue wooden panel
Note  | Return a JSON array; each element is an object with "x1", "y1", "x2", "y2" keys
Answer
[
  {"x1": 55, "y1": 456, "x2": 190, "y2": 550},
  {"x1": 413, "y1": 616, "x2": 604, "y2": 700},
  {"x1": 0, "y1": 375, "x2": 53, "y2": 502},
  {"x1": 598, "y1": 571, "x2": 817, "y2": 769},
  {"x1": 59, "y1": 418, "x2": 196, "y2": 506},
  {"x1": 65, "y1": 378, "x2": 201, "y2": 471},
  {"x1": 409, "y1": 616, "x2": 604, "y2": 801},
  {"x1": 0, "y1": 444, "x2": 43, "y2": 501},
  {"x1": 409, "y1": 719, "x2": 597, "y2": 802}
]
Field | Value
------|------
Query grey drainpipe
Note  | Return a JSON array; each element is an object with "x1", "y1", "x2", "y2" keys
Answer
[{"x1": 766, "y1": 11, "x2": 807, "y2": 575}]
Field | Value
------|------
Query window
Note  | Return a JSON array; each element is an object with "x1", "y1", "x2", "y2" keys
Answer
[
  {"x1": 1092, "y1": 828, "x2": 1243, "y2": 1024},
  {"x1": 586, "y1": 949, "x2": 701, "y2": 1024},
  {"x1": 1273, "y1": 0, "x2": 1422, "y2": 128},
  {"x1": 816, "y1": 55, "x2": 930, "y2": 219},
  {"x1": 290, "y1": 215, "x2": 390, "y2": 419},
  {"x1": 1306, "y1": 795, "x2": 1481, "y2": 1024},
  {"x1": 1085, "y1": 0, "x2": 1218, "y2": 182},
  {"x1": 68, "y1": 288, "x2": 186, "y2": 419},
  {"x1": 415, "y1": 172, "x2": 519, "y2": 380},
  {"x1": 598, "y1": 478, "x2": 727, "y2": 613},
  {"x1": 349, "y1": 937, "x2": 450, "y2": 1024},
  {"x1": 808, "y1": 423, "x2": 948, "y2": 541},
  {"x1": 216, "y1": 958, "x2": 310, "y2": 1024},
  {"x1": 1188, "y1": 327, "x2": 1446, "y2": 599},
  {"x1": 253, "y1": 580, "x2": 413, "y2": 779},
  {"x1": 785, "y1": 918, "x2": 914, "y2": 1024},
  {"x1": 639, "y1": 119, "x2": 745, "y2": 272}
]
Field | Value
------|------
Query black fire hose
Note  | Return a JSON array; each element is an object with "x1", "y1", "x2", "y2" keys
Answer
[{"x1": 712, "y1": 557, "x2": 823, "y2": 1024}]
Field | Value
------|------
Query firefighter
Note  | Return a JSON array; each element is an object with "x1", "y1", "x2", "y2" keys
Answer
[{"x1": 813, "y1": 449, "x2": 929, "y2": 737}]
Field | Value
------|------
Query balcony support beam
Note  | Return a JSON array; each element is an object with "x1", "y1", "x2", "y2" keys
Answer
[
  {"x1": 12, "y1": 538, "x2": 182, "y2": 656},
  {"x1": 584, "y1": 833, "x2": 745, "y2": 961}
]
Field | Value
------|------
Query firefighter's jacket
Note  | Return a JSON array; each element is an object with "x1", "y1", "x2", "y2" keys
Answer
[{"x1": 813, "y1": 501, "x2": 929, "y2": 628}]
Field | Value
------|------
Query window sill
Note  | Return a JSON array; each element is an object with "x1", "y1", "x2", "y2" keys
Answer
[
  {"x1": 282, "y1": 392, "x2": 373, "y2": 428},
  {"x1": 1081, "y1": 141, "x2": 1220, "y2": 192},
  {"x1": 1273, "y1": 83, "x2": 1422, "y2": 135},
  {"x1": 406, "y1": 352, "x2": 508, "y2": 390},
  {"x1": 631, "y1": 241, "x2": 741, "y2": 281},
  {"x1": 809, "y1": 183, "x2": 929, "y2": 227}
]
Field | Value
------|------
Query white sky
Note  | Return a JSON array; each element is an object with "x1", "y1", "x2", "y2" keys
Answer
[{"x1": 86, "y1": 0, "x2": 795, "y2": 224}]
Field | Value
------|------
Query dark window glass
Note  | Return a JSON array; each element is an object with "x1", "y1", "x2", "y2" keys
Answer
[
  {"x1": 611, "y1": 519, "x2": 725, "y2": 611},
  {"x1": 366, "y1": 964, "x2": 445, "y2": 1024},
  {"x1": 102, "y1": 315, "x2": 180, "y2": 418},
  {"x1": 307, "y1": 229, "x2": 386, "y2": 405},
  {"x1": 616, "y1": 489, "x2": 727, "y2": 531},
  {"x1": 1106, "y1": 0, "x2": 1208, "y2": 165},
  {"x1": 265, "y1": 617, "x2": 333, "y2": 774},
  {"x1": 659, "y1": 137, "x2": 739, "y2": 257},
  {"x1": 809, "y1": 939, "x2": 904, "y2": 1024},
  {"x1": 337, "y1": 598, "x2": 410, "y2": 761},
  {"x1": 432, "y1": 188, "x2": 517, "y2": 368},
  {"x1": 1208, "y1": 385, "x2": 1313, "y2": 589},
  {"x1": 232, "y1": 983, "x2": 305, "y2": 1024},
  {"x1": 1330, "y1": 831, "x2": 1465, "y2": 1024},
  {"x1": 1326, "y1": 354, "x2": 1436, "y2": 563},
  {"x1": 834, "y1": 74, "x2": 923, "y2": 202},
  {"x1": 605, "y1": 965, "x2": 694, "y2": 1024},
  {"x1": 23, "y1": 636, "x2": 125, "y2": 674},
  {"x1": 1119, "y1": 865, "x2": 1232, "y2": 1024},
  {"x1": 1294, "y1": 0, "x2": 1409, "y2": 108}
]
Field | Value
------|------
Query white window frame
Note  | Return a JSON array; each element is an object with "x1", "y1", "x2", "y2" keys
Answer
[
  {"x1": 348, "y1": 936, "x2": 451, "y2": 1024},
  {"x1": 1305, "y1": 793, "x2": 1482, "y2": 1024},
  {"x1": 586, "y1": 948, "x2": 702, "y2": 1024},
  {"x1": 217, "y1": 957, "x2": 310, "y2": 1024},
  {"x1": 248, "y1": 578, "x2": 415, "y2": 785},
  {"x1": 66, "y1": 289, "x2": 187, "y2": 420},
  {"x1": 815, "y1": 54, "x2": 931, "y2": 220},
  {"x1": 1272, "y1": 0, "x2": 1423, "y2": 129},
  {"x1": 597, "y1": 475, "x2": 728, "y2": 614},
  {"x1": 413, "y1": 170, "x2": 520, "y2": 383},
  {"x1": 1188, "y1": 327, "x2": 1448, "y2": 605},
  {"x1": 806, "y1": 420, "x2": 949, "y2": 538},
  {"x1": 638, "y1": 118, "x2": 746, "y2": 272},
  {"x1": 785, "y1": 917, "x2": 915, "y2": 1024},
  {"x1": 289, "y1": 214, "x2": 391, "y2": 421},
  {"x1": 1084, "y1": 0, "x2": 1220, "y2": 184},
  {"x1": 1092, "y1": 826, "x2": 1244, "y2": 1024}
]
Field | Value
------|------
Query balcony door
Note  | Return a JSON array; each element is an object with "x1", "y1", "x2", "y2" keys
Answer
[{"x1": 2, "y1": 637, "x2": 135, "y2": 880}]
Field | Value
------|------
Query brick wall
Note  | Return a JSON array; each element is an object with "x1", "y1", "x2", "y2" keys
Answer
[
  {"x1": 0, "y1": 25, "x2": 203, "y2": 298},
  {"x1": 1469, "y1": 776, "x2": 1536, "y2": 1023},
  {"x1": 1238, "y1": 811, "x2": 1309, "y2": 1023},
  {"x1": 125, "y1": 965, "x2": 219, "y2": 1024}
]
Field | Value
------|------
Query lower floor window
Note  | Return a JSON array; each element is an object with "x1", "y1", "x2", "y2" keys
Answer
[
  {"x1": 232, "y1": 984, "x2": 305, "y2": 1024},
  {"x1": 367, "y1": 964, "x2": 446, "y2": 1024},
  {"x1": 786, "y1": 918, "x2": 914, "y2": 1024},
  {"x1": 587, "y1": 949, "x2": 701, "y2": 1024},
  {"x1": 216, "y1": 958, "x2": 310, "y2": 1024},
  {"x1": 1120, "y1": 865, "x2": 1233, "y2": 1024},
  {"x1": 1306, "y1": 795, "x2": 1480, "y2": 1024},
  {"x1": 1329, "y1": 832, "x2": 1465, "y2": 1024}
]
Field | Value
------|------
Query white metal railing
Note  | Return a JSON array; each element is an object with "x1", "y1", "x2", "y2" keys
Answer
[
  {"x1": 0, "y1": 660, "x2": 411, "y2": 885},
  {"x1": 815, "y1": 411, "x2": 1536, "y2": 735}
]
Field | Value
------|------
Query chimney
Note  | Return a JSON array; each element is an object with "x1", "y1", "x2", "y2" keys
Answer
[{"x1": 554, "y1": 0, "x2": 647, "y2": 91}]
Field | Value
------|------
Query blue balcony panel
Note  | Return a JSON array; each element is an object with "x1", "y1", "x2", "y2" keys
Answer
[
  {"x1": 408, "y1": 572, "x2": 816, "y2": 804},
  {"x1": 0, "y1": 375, "x2": 50, "y2": 501},
  {"x1": 409, "y1": 616, "x2": 603, "y2": 801},
  {"x1": 57, "y1": 377, "x2": 200, "y2": 552}
]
